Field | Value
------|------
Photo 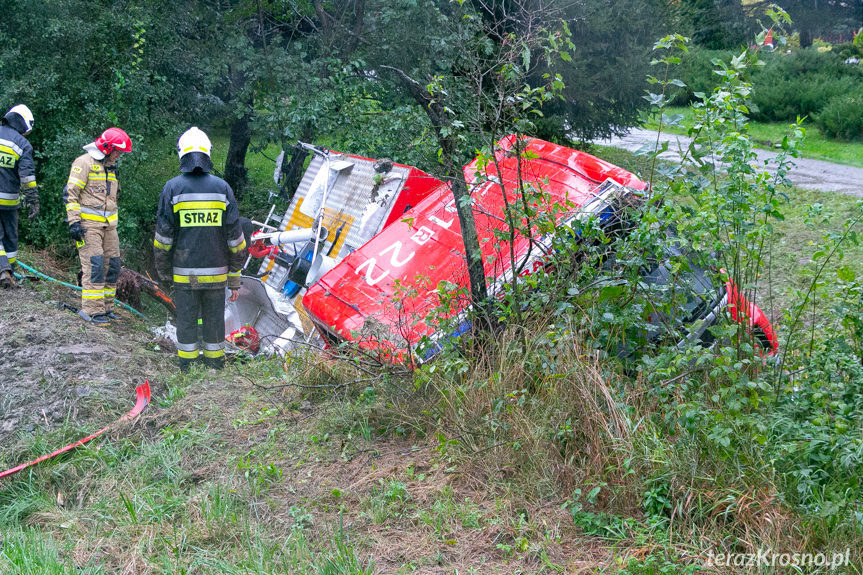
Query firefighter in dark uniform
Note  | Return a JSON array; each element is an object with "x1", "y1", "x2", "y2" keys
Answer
[
  {"x1": 153, "y1": 127, "x2": 247, "y2": 371},
  {"x1": 0, "y1": 105, "x2": 40, "y2": 288}
]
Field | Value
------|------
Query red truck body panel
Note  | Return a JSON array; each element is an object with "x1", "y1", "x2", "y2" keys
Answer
[{"x1": 302, "y1": 135, "x2": 646, "y2": 357}]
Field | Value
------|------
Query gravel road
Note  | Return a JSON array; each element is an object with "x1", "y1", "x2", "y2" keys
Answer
[{"x1": 594, "y1": 127, "x2": 863, "y2": 196}]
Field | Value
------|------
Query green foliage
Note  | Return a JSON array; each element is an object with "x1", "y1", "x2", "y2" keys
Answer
[
  {"x1": 672, "y1": 47, "x2": 863, "y2": 128},
  {"x1": 835, "y1": 41, "x2": 863, "y2": 60},
  {"x1": 669, "y1": 0, "x2": 753, "y2": 49},
  {"x1": 616, "y1": 554, "x2": 701, "y2": 575},
  {"x1": 534, "y1": 0, "x2": 672, "y2": 142},
  {"x1": 814, "y1": 89, "x2": 863, "y2": 141},
  {"x1": 669, "y1": 48, "x2": 735, "y2": 105},
  {"x1": 749, "y1": 49, "x2": 863, "y2": 123}
]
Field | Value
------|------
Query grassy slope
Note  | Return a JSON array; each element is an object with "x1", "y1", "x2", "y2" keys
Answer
[
  {"x1": 4, "y1": 140, "x2": 863, "y2": 574},
  {"x1": 0, "y1": 304, "x2": 606, "y2": 574},
  {"x1": 643, "y1": 107, "x2": 863, "y2": 168}
]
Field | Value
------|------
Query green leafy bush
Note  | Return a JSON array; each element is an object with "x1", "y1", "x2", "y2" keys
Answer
[
  {"x1": 670, "y1": 48, "x2": 734, "y2": 105},
  {"x1": 672, "y1": 47, "x2": 863, "y2": 125},
  {"x1": 814, "y1": 90, "x2": 863, "y2": 140},
  {"x1": 749, "y1": 49, "x2": 862, "y2": 122},
  {"x1": 835, "y1": 41, "x2": 863, "y2": 60}
]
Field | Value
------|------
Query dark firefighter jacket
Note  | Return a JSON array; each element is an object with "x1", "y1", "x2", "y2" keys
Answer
[
  {"x1": 0, "y1": 124, "x2": 38, "y2": 210},
  {"x1": 153, "y1": 172, "x2": 247, "y2": 290}
]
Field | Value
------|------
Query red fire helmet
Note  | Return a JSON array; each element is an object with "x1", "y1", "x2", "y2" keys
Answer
[
  {"x1": 95, "y1": 127, "x2": 132, "y2": 155},
  {"x1": 227, "y1": 326, "x2": 261, "y2": 354}
]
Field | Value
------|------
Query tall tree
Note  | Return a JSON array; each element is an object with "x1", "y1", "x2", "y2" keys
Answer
[
  {"x1": 535, "y1": 0, "x2": 672, "y2": 142},
  {"x1": 363, "y1": 0, "x2": 571, "y2": 320}
]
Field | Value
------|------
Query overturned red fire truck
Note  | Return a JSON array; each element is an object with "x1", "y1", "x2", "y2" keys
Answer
[{"x1": 231, "y1": 135, "x2": 778, "y2": 362}]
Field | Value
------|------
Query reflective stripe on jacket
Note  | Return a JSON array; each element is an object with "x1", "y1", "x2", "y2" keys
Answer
[
  {"x1": 0, "y1": 125, "x2": 37, "y2": 210},
  {"x1": 63, "y1": 153, "x2": 119, "y2": 227},
  {"x1": 153, "y1": 173, "x2": 247, "y2": 290}
]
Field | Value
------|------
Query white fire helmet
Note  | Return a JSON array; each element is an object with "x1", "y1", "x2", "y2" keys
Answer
[
  {"x1": 5, "y1": 104, "x2": 35, "y2": 135},
  {"x1": 177, "y1": 127, "x2": 212, "y2": 159}
]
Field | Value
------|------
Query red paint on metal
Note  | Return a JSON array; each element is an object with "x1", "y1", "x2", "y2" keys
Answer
[
  {"x1": 303, "y1": 135, "x2": 646, "y2": 357},
  {"x1": 0, "y1": 381, "x2": 151, "y2": 480},
  {"x1": 383, "y1": 166, "x2": 447, "y2": 228},
  {"x1": 725, "y1": 280, "x2": 779, "y2": 355}
]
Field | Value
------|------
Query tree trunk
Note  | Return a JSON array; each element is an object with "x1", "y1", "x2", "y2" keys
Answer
[
  {"x1": 381, "y1": 65, "x2": 491, "y2": 325},
  {"x1": 441, "y1": 137, "x2": 489, "y2": 309},
  {"x1": 279, "y1": 124, "x2": 316, "y2": 202},
  {"x1": 224, "y1": 102, "x2": 253, "y2": 198}
]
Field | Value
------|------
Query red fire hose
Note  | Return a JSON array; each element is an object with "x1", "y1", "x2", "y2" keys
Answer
[{"x1": 0, "y1": 381, "x2": 151, "y2": 480}]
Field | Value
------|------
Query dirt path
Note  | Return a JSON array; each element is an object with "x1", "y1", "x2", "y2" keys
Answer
[
  {"x1": 594, "y1": 127, "x2": 863, "y2": 196},
  {"x1": 0, "y1": 281, "x2": 168, "y2": 447}
]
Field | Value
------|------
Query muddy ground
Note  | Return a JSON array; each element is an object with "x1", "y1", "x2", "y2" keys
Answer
[{"x1": 0, "y1": 278, "x2": 169, "y2": 447}]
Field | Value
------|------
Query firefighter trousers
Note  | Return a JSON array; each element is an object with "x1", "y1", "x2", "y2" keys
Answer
[
  {"x1": 78, "y1": 226, "x2": 121, "y2": 317},
  {"x1": 174, "y1": 288, "x2": 226, "y2": 370},
  {"x1": 0, "y1": 209, "x2": 18, "y2": 273}
]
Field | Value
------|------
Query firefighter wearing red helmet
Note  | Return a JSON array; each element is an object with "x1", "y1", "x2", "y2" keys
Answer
[{"x1": 64, "y1": 127, "x2": 132, "y2": 324}]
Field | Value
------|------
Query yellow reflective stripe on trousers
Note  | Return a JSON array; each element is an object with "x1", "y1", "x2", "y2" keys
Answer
[
  {"x1": 203, "y1": 349, "x2": 225, "y2": 358},
  {"x1": 82, "y1": 289, "x2": 104, "y2": 299},
  {"x1": 173, "y1": 201, "x2": 226, "y2": 212},
  {"x1": 177, "y1": 349, "x2": 199, "y2": 359},
  {"x1": 104, "y1": 289, "x2": 116, "y2": 297},
  {"x1": 173, "y1": 274, "x2": 228, "y2": 284}
]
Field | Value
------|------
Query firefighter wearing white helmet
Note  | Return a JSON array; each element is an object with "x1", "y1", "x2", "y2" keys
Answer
[
  {"x1": 64, "y1": 127, "x2": 133, "y2": 324},
  {"x1": 154, "y1": 127, "x2": 247, "y2": 371},
  {"x1": 0, "y1": 104, "x2": 40, "y2": 289}
]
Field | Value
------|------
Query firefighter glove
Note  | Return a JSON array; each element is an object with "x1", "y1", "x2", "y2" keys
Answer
[
  {"x1": 24, "y1": 187, "x2": 40, "y2": 219},
  {"x1": 69, "y1": 221, "x2": 86, "y2": 242}
]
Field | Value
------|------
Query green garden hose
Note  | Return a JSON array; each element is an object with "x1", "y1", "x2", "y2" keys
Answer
[{"x1": 14, "y1": 260, "x2": 147, "y2": 319}]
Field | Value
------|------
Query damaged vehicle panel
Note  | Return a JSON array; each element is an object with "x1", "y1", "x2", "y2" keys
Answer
[
  {"x1": 301, "y1": 135, "x2": 649, "y2": 360},
  {"x1": 228, "y1": 135, "x2": 777, "y2": 362},
  {"x1": 225, "y1": 143, "x2": 443, "y2": 354},
  {"x1": 641, "y1": 242, "x2": 779, "y2": 356}
]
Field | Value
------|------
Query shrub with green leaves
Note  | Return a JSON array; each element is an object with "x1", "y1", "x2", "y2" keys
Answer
[
  {"x1": 750, "y1": 49, "x2": 862, "y2": 123},
  {"x1": 814, "y1": 89, "x2": 863, "y2": 140},
  {"x1": 672, "y1": 46, "x2": 863, "y2": 127}
]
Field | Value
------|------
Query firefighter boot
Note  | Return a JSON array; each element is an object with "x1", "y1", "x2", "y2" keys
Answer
[
  {"x1": 0, "y1": 270, "x2": 14, "y2": 289},
  {"x1": 178, "y1": 356, "x2": 199, "y2": 373},
  {"x1": 203, "y1": 355, "x2": 225, "y2": 370},
  {"x1": 77, "y1": 309, "x2": 110, "y2": 326}
]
